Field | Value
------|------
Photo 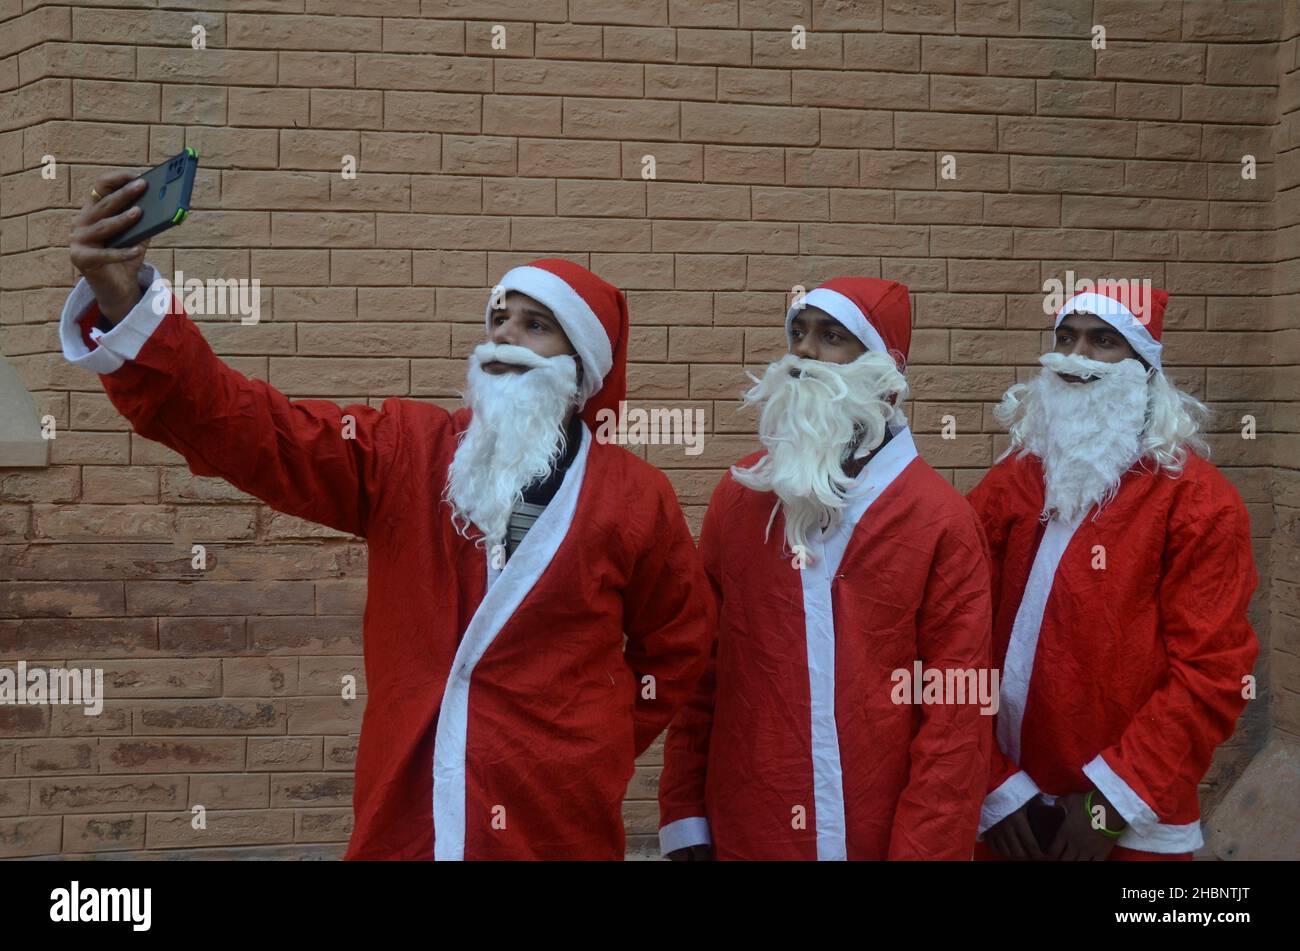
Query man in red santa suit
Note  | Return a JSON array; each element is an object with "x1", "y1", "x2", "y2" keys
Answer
[
  {"x1": 658, "y1": 277, "x2": 993, "y2": 861},
  {"x1": 970, "y1": 283, "x2": 1259, "y2": 861},
  {"x1": 58, "y1": 170, "x2": 713, "y2": 860}
]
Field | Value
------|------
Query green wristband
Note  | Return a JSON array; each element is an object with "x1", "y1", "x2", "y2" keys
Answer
[{"x1": 1085, "y1": 789, "x2": 1125, "y2": 838}]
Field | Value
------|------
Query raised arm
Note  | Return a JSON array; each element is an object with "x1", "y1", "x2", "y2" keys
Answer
[{"x1": 62, "y1": 170, "x2": 408, "y2": 538}]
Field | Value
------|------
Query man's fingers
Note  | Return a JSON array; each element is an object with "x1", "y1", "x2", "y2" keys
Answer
[
  {"x1": 1045, "y1": 823, "x2": 1070, "y2": 861},
  {"x1": 988, "y1": 826, "x2": 1021, "y2": 861},
  {"x1": 78, "y1": 173, "x2": 145, "y2": 226},
  {"x1": 76, "y1": 170, "x2": 136, "y2": 217},
  {"x1": 1011, "y1": 813, "x2": 1044, "y2": 861},
  {"x1": 75, "y1": 206, "x2": 143, "y2": 245},
  {"x1": 73, "y1": 243, "x2": 144, "y2": 268},
  {"x1": 92, "y1": 169, "x2": 139, "y2": 199}
]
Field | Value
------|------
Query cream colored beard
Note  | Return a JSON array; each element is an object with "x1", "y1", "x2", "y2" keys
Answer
[
  {"x1": 1009, "y1": 352, "x2": 1150, "y2": 523},
  {"x1": 732, "y1": 350, "x2": 907, "y2": 554},
  {"x1": 445, "y1": 343, "x2": 579, "y2": 545}
]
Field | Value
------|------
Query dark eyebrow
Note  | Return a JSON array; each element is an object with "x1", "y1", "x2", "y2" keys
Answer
[
  {"x1": 791, "y1": 312, "x2": 847, "y2": 328},
  {"x1": 1059, "y1": 314, "x2": 1118, "y2": 336},
  {"x1": 491, "y1": 305, "x2": 556, "y2": 323},
  {"x1": 813, "y1": 315, "x2": 850, "y2": 334}
]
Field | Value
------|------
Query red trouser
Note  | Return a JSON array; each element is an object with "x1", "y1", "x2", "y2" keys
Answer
[{"x1": 974, "y1": 841, "x2": 1193, "y2": 862}]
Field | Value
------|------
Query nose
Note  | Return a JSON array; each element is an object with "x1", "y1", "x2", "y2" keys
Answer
[
  {"x1": 491, "y1": 316, "x2": 518, "y2": 346},
  {"x1": 790, "y1": 336, "x2": 817, "y2": 361}
]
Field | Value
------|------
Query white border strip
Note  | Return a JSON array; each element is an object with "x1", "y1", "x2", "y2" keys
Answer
[
  {"x1": 431, "y1": 424, "x2": 592, "y2": 860},
  {"x1": 1081, "y1": 754, "x2": 1159, "y2": 834},
  {"x1": 59, "y1": 262, "x2": 168, "y2": 374},
  {"x1": 800, "y1": 426, "x2": 918, "y2": 860},
  {"x1": 659, "y1": 816, "x2": 712, "y2": 855},
  {"x1": 978, "y1": 769, "x2": 1042, "y2": 836},
  {"x1": 995, "y1": 514, "x2": 1082, "y2": 764},
  {"x1": 1082, "y1": 756, "x2": 1203, "y2": 851},
  {"x1": 1117, "y1": 819, "x2": 1204, "y2": 853}
]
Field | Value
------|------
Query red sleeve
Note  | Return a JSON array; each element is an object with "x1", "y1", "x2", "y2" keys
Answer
[
  {"x1": 656, "y1": 475, "x2": 728, "y2": 827},
  {"x1": 1083, "y1": 472, "x2": 1260, "y2": 832},
  {"x1": 84, "y1": 295, "x2": 406, "y2": 539},
  {"x1": 622, "y1": 471, "x2": 715, "y2": 759},
  {"x1": 887, "y1": 504, "x2": 993, "y2": 860}
]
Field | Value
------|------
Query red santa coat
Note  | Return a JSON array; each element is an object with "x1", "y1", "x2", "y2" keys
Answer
[
  {"x1": 59, "y1": 269, "x2": 713, "y2": 860},
  {"x1": 967, "y1": 452, "x2": 1259, "y2": 854},
  {"x1": 658, "y1": 427, "x2": 992, "y2": 859}
]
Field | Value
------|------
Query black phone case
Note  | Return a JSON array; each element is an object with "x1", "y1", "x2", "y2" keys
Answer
[{"x1": 107, "y1": 147, "x2": 198, "y2": 249}]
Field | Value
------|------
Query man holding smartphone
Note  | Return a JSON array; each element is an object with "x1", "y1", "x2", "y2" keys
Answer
[{"x1": 60, "y1": 170, "x2": 714, "y2": 861}]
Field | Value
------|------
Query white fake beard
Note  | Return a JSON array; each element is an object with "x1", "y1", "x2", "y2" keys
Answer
[
  {"x1": 995, "y1": 351, "x2": 1150, "y2": 523},
  {"x1": 444, "y1": 342, "x2": 579, "y2": 546},
  {"x1": 731, "y1": 350, "x2": 908, "y2": 555}
]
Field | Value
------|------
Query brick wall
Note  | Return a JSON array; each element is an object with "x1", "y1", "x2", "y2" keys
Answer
[
  {"x1": 0, "y1": 0, "x2": 1295, "y2": 859},
  {"x1": 1270, "y1": 4, "x2": 1299, "y2": 744}
]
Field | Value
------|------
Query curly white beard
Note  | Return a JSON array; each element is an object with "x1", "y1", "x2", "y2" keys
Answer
[
  {"x1": 995, "y1": 351, "x2": 1179, "y2": 523},
  {"x1": 444, "y1": 342, "x2": 579, "y2": 546},
  {"x1": 731, "y1": 350, "x2": 909, "y2": 555}
]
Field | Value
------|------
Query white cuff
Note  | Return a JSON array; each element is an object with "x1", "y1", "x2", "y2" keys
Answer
[
  {"x1": 59, "y1": 262, "x2": 170, "y2": 374},
  {"x1": 659, "y1": 816, "x2": 711, "y2": 856},
  {"x1": 1081, "y1": 754, "x2": 1160, "y2": 837},
  {"x1": 977, "y1": 769, "x2": 1041, "y2": 836}
]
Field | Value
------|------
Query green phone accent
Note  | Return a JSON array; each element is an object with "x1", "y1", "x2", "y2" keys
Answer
[
  {"x1": 184, "y1": 146, "x2": 197, "y2": 158},
  {"x1": 172, "y1": 208, "x2": 188, "y2": 224}
]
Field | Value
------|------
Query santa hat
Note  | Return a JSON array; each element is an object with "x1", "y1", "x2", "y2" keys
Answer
[
  {"x1": 785, "y1": 277, "x2": 912, "y2": 369},
  {"x1": 1055, "y1": 282, "x2": 1167, "y2": 371},
  {"x1": 485, "y1": 258, "x2": 628, "y2": 429}
]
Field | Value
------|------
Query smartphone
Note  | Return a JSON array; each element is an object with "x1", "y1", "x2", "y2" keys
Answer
[{"x1": 107, "y1": 147, "x2": 199, "y2": 249}]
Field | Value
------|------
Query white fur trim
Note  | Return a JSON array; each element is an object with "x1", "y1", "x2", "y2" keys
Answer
[
  {"x1": 799, "y1": 425, "x2": 918, "y2": 861},
  {"x1": 787, "y1": 287, "x2": 890, "y2": 357},
  {"x1": 488, "y1": 266, "x2": 614, "y2": 409},
  {"x1": 1081, "y1": 755, "x2": 1203, "y2": 853},
  {"x1": 1117, "y1": 819, "x2": 1204, "y2": 853},
  {"x1": 1056, "y1": 292, "x2": 1162, "y2": 371},
  {"x1": 996, "y1": 513, "x2": 1082, "y2": 764},
  {"x1": 59, "y1": 262, "x2": 169, "y2": 374},
  {"x1": 432, "y1": 424, "x2": 592, "y2": 860},
  {"x1": 1081, "y1": 754, "x2": 1160, "y2": 835},
  {"x1": 659, "y1": 816, "x2": 712, "y2": 855},
  {"x1": 978, "y1": 769, "x2": 1042, "y2": 836}
]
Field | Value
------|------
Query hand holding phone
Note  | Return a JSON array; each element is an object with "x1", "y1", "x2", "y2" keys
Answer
[
  {"x1": 68, "y1": 149, "x2": 198, "y2": 324},
  {"x1": 107, "y1": 147, "x2": 198, "y2": 249},
  {"x1": 69, "y1": 171, "x2": 152, "y2": 323}
]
